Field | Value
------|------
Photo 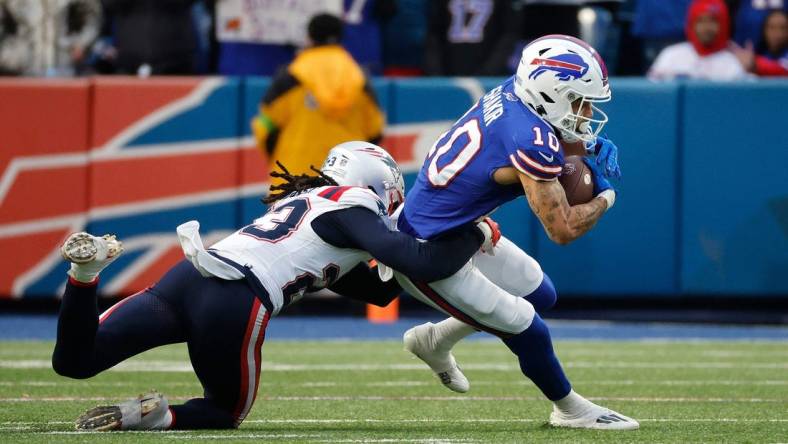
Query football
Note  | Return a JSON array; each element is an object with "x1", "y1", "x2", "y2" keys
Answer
[
  {"x1": 561, "y1": 139, "x2": 587, "y2": 156},
  {"x1": 558, "y1": 155, "x2": 594, "y2": 205}
]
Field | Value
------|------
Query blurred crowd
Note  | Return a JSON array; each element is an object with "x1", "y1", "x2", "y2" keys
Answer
[{"x1": 0, "y1": 0, "x2": 785, "y2": 79}]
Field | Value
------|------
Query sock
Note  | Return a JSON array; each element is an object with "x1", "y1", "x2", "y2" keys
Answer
[
  {"x1": 51, "y1": 277, "x2": 101, "y2": 378},
  {"x1": 162, "y1": 408, "x2": 174, "y2": 429},
  {"x1": 170, "y1": 398, "x2": 237, "y2": 429},
  {"x1": 524, "y1": 273, "x2": 557, "y2": 313},
  {"x1": 553, "y1": 389, "x2": 597, "y2": 417},
  {"x1": 431, "y1": 317, "x2": 477, "y2": 351},
  {"x1": 68, "y1": 263, "x2": 101, "y2": 284},
  {"x1": 502, "y1": 314, "x2": 571, "y2": 401}
]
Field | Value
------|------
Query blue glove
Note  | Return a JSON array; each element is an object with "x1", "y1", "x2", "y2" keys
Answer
[
  {"x1": 582, "y1": 157, "x2": 613, "y2": 196},
  {"x1": 586, "y1": 136, "x2": 622, "y2": 179}
]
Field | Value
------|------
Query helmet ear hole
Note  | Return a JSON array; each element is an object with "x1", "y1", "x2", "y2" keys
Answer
[{"x1": 539, "y1": 92, "x2": 555, "y2": 103}]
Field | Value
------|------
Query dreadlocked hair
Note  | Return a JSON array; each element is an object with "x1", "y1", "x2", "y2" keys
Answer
[{"x1": 263, "y1": 161, "x2": 338, "y2": 204}]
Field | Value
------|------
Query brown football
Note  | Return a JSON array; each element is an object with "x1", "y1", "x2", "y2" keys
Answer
[
  {"x1": 561, "y1": 139, "x2": 586, "y2": 156},
  {"x1": 558, "y1": 155, "x2": 594, "y2": 206}
]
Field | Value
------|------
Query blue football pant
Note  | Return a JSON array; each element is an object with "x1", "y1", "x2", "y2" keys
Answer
[{"x1": 52, "y1": 260, "x2": 270, "y2": 429}]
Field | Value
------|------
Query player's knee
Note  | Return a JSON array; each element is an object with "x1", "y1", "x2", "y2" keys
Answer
[
  {"x1": 51, "y1": 355, "x2": 98, "y2": 379},
  {"x1": 497, "y1": 297, "x2": 535, "y2": 335},
  {"x1": 508, "y1": 312, "x2": 549, "y2": 343},
  {"x1": 523, "y1": 273, "x2": 557, "y2": 313}
]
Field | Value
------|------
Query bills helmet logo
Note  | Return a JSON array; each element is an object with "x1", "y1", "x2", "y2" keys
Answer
[{"x1": 528, "y1": 54, "x2": 589, "y2": 81}]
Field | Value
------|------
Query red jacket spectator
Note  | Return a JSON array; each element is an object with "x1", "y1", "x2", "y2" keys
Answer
[{"x1": 649, "y1": 0, "x2": 748, "y2": 80}]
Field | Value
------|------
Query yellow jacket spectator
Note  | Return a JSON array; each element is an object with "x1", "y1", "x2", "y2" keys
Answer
[{"x1": 251, "y1": 13, "x2": 385, "y2": 185}]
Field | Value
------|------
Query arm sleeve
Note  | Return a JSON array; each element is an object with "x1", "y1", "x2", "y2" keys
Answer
[
  {"x1": 260, "y1": 67, "x2": 300, "y2": 127},
  {"x1": 312, "y1": 207, "x2": 484, "y2": 282},
  {"x1": 328, "y1": 262, "x2": 402, "y2": 307},
  {"x1": 754, "y1": 55, "x2": 788, "y2": 77},
  {"x1": 252, "y1": 68, "x2": 299, "y2": 153}
]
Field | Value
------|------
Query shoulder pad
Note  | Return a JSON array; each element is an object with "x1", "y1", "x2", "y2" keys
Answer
[{"x1": 506, "y1": 121, "x2": 565, "y2": 181}]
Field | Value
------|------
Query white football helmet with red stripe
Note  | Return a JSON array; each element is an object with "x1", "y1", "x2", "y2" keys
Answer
[
  {"x1": 514, "y1": 35, "x2": 611, "y2": 143},
  {"x1": 321, "y1": 141, "x2": 405, "y2": 215}
]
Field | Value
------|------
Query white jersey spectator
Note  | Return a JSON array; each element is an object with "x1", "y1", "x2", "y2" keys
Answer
[
  {"x1": 649, "y1": 41, "x2": 748, "y2": 80},
  {"x1": 649, "y1": 0, "x2": 749, "y2": 80}
]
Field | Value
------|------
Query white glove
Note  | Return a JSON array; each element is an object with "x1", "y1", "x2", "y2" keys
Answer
[
  {"x1": 476, "y1": 217, "x2": 501, "y2": 256},
  {"x1": 377, "y1": 262, "x2": 394, "y2": 282}
]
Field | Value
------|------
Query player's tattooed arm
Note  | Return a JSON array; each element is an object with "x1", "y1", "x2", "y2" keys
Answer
[{"x1": 518, "y1": 174, "x2": 608, "y2": 245}]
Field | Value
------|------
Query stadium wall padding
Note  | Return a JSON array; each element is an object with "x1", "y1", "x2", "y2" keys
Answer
[{"x1": 0, "y1": 77, "x2": 786, "y2": 298}]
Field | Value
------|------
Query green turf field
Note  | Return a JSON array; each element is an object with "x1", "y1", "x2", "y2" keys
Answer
[{"x1": 0, "y1": 339, "x2": 786, "y2": 443}]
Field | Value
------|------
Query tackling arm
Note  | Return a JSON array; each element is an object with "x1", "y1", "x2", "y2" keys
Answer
[
  {"x1": 328, "y1": 262, "x2": 402, "y2": 307},
  {"x1": 312, "y1": 207, "x2": 484, "y2": 282},
  {"x1": 518, "y1": 173, "x2": 608, "y2": 245}
]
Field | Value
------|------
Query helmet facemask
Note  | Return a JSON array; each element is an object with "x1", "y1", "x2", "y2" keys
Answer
[
  {"x1": 381, "y1": 179, "x2": 404, "y2": 216},
  {"x1": 556, "y1": 89, "x2": 610, "y2": 143}
]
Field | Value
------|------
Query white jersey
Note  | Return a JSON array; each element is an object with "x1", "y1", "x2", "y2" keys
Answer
[
  {"x1": 648, "y1": 42, "x2": 749, "y2": 81},
  {"x1": 209, "y1": 185, "x2": 388, "y2": 315}
]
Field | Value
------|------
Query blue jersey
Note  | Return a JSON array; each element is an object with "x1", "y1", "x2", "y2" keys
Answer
[{"x1": 399, "y1": 77, "x2": 565, "y2": 239}]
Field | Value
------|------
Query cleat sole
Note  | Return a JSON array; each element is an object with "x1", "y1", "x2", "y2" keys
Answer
[
  {"x1": 62, "y1": 233, "x2": 98, "y2": 264},
  {"x1": 76, "y1": 406, "x2": 122, "y2": 431}
]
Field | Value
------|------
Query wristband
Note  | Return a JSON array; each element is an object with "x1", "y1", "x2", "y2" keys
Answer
[{"x1": 598, "y1": 189, "x2": 616, "y2": 211}]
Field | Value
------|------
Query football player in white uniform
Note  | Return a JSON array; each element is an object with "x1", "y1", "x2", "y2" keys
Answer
[{"x1": 53, "y1": 141, "x2": 499, "y2": 431}]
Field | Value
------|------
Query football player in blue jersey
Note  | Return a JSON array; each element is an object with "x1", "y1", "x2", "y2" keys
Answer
[
  {"x1": 52, "y1": 142, "x2": 500, "y2": 431},
  {"x1": 389, "y1": 35, "x2": 639, "y2": 430}
]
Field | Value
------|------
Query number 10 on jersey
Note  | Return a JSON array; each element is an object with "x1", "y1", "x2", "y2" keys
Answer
[{"x1": 426, "y1": 119, "x2": 482, "y2": 188}]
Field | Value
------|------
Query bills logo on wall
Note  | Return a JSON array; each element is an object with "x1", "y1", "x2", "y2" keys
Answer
[
  {"x1": 0, "y1": 77, "x2": 450, "y2": 299},
  {"x1": 0, "y1": 77, "x2": 266, "y2": 298}
]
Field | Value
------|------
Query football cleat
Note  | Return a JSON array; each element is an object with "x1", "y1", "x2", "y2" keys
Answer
[
  {"x1": 76, "y1": 391, "x2": 171, "y2": 431},
  {"x1": 549, "y1": 404, "x2": 639, "y2": 430},
  {"x1": 61, "y1": 232, "x2": 124, "y2": 283},
  {"x1": 404, "y1": 323, "x2": 469, "y2": 393}
]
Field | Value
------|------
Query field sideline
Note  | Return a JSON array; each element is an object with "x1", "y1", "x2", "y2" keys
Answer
[{"x1": 1, "y1": 338, "x2": 786, "y2": 443}]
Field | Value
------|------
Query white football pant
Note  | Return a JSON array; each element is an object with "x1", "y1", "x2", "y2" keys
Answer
[{"x1": 394, "y1": 236, "x2": 544, "y2": 337}]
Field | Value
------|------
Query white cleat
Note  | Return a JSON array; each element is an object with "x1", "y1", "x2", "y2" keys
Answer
[
  {"x1": 403, "y1": 323, "x2": 469, "y2": 393},
  {"x1": 61, "y1": 232, "x2": 123, "y2": 282},
  {"x1": 76, "y1": 391, "x2": 171, "y2": 431},
  {"x1": 549, "y1": 405, "x2": 639, "y2": 431}
]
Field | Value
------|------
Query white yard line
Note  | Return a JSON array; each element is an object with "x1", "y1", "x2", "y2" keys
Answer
[
  {"x1": 248, "y1": 418, "x2": 788, "y2": 424},
  {"x1": 3, "y1": 417, "x2": 786, "y2": 434},
  {"x1": 4, "y1": 418, "x2": 787, "y2": 427},
  {"x1": 1, "y1": 379, "x2": 787, "y2": 388},
  {"x1": 164, "y1": 437, "x2": 475, "y2": 443},
  {"x1": 2, "y1": 360, "x2": 786, "y2": 371},
  {"x1": 0, "y1": 395, "x2": 784, "y2": 403}
]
